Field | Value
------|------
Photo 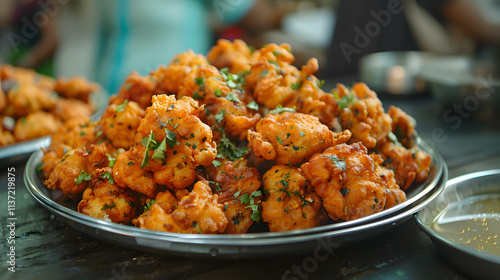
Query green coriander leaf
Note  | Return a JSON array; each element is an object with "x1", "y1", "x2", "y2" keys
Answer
[
  {"x1": 212, "y1": 159, "x2": 222, "y2": 168},
  {"x1": 316, "y1": 79, "x2": 325, "y2": 88},
  {"x1": 75, "y1": 170, "x2": 91, "y2": 185},
  {"x1": 273, "y1": 50, "x2": 281, "y2": 56},
  {"x1": 260, "y1": 69, "x2": 269, "y2": 77},
  {"x1": 151, "y1": 137, "x2": 167, "y2": 162},
  {"x1": 224, "y1": 92, "x2": 241, "y2": 103},
  {"x1": 164, "y1": 128, "x2": 178, "y2": 149},
  {"x1": 238, "y1": 193, "x2": 250, "y2": 204},
  {"x1": 233, "y1": 190, "x2": 242, "y2": 198},
  {"x1": 271, "y1": 105, "x2": 296, "y2": 114},
  {"x1": 143, "y1": 199, "x2": 155, "y2": 211},
  {"x1": 275, "y1": 136, "x2": 283, "y2": 144},
  {"x1": 214, "y1": 109, "x2": 226, "y2": 124},
  {"x1": 299, "y1": 131, "x2": 305, "y2": 137},
  {"x1": 192, "y1": 90, "x2": 204, "y2": 100},
  {"x1": 214, "y1": 88, "x2": 222, "y2": 97},
  {"x1": 194, "y1": 77, "x2": 205, "y2": 87},
  {"x1": 115, "y1": 100, "x2": 129, "y2": 112},
  {"x1": 329, "y1": 155, "x2": 346, "y2": 171},
  {"x1": 246, "y1": 101, "x2": 259, "y2": 110},
  {"x1": 216, "y1": 132, "x2": 249, "y2": 161},
  {"x1": 291, "y1": 82, "x2": 302, "y2": 90},
  {"x1": 101, "y1": 202, "x2": 116, "y2": 210}
]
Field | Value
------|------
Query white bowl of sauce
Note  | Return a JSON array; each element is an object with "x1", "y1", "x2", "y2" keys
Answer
[{"x1": 415, "y1": 170, "x2": 500, "y2": 280}]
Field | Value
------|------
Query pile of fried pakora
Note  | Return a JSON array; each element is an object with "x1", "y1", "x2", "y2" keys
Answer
[
  {"x1": 0, "y1": 65, "x2": 98, "y2": 146},
  {"x1": 39, "y1": 39, "x2": 431, "y2": 234}
]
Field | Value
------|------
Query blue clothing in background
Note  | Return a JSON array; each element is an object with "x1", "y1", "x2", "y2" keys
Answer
[{"x1": 95, "y1": 0, "x2": 254, "y2": 95}]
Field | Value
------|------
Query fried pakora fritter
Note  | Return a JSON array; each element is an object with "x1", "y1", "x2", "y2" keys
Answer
[
  {"x1": 39, "y1": 40, "x2": 432, "y2": 235},
  {"x1": 335, "y1": 83, "x2": 392, "y2": 149},
  {"x1": 301, "y1": 143, "x2": 406, "y2": 221},
  {"x1": 133, "y1": 180, "x2": 227, "y2": 234},
  {"x1": 206, "y1": 158, "x2": 261, "y2": 234},
  {"x1": 97, "y1": 100, "x2": 145, "y2": 149},
  {"x1": 78, "y1": 172, "x2": 138, "y2": 224},
  {"x1": 13, "y1": 111, "x2": 61, "y2": 142},
  {"x1": 261, "y1": 165, "x2": 326, "y2": 232},
  {"x1": 0, "y1": 65, "x2": 97, "y2": 146},
  {"x1": 248, "y1": 112, "x2": 351, "y2": 165}
]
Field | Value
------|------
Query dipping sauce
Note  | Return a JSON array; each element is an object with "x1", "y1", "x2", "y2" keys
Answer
[{"x1": 432, "y1": 193, "x2": 500, "y2": 256}]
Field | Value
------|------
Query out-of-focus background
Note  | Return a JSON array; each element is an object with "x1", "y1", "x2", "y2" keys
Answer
[{"x1": 0, "y1": 0, "x2": 499, "y2": 95}]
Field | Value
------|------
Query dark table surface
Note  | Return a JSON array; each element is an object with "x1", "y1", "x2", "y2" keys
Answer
[{"x1": 1, "y1": 91, "x2": 499, "y2": 280}]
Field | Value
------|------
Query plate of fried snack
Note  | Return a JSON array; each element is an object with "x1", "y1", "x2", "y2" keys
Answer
[
  {"x1": 0, "y1": 65, "x2": 108, "y2": 162},
  {"x1": 24, "y1": 40, "x2": 446, "y2": 258}
]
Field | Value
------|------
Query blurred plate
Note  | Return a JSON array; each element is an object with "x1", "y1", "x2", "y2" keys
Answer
[
  {"x1": 420, "y1": 56, "x2": 500, "y2": 106},
  {"x1": 360, "y1": 51, "x2": 435, "y2": 95},
  {"x1": 415, "y1": 170, "x2": 500, "y2": 280},
  {"x1": 24, "y1": 139, "x2": 446, "y2": 258},
  {"x1": 0, "y1": 88, "x2": 108, "y2": 164}
]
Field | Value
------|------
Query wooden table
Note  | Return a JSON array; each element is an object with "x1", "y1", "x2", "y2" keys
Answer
[{"x1": 1, "y1": 93, "x2": 499, "y2": 280}]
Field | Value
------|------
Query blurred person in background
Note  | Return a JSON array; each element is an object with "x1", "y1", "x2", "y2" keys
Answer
[
  {"x1": 323, "y1": 0, "x2": 500, "y2": 79},
  {"x1": 0, "y1": 0, "x2": 58, "y2": 76},
  {"x1": 55, "y1": 0, "x2": 275, "y2": 95}
]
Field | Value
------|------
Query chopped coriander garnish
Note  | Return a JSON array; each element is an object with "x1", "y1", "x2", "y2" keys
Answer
[
  {"x1": 101, "y1": 202, "x2": 115, "y2": 210},
  {"x1": 96, "y1": 130, "x2": 103, "y2": 137},
  {"x1": 75, "y1": 170, "x2": 91, "y2": 185},
  {"x1": 106, "y1": 154, "x2": 116, "y2": 168},
  {"x1": 212, "y1": 159, "x2": 222, "y2": 168},
  {"x1": 216, "y1": 127, "x2": 248, "y2": 161},
  {"x1": 151, "y1": 137, "x2": 167, "y2": 163},
  {"x1": 329, "y1": 155, "x2": 346, "y2": 171},
  {"x1": 143, "y1": 199, "x2": 155, "y2": 211},
  {"x1": 214, "y1": 109, "x2": 226, "y2": 124},
  {"x1": 271, "y1": 105, "x2": 296, "y2": 114},
  {"x1": 246, "y1": 101, "x2": 259, "y2": 110},
  {"x1": 299, "y1": 131, "x2": 305, "y2": 137},
  {"x1": 214, "y1": 88, "x2": 222, "y2": 97},
  {"x1": 291, "y1": 82, "x2": 302, "y2": 90},
  {"x1": 275, "y1": 136, "x2": 283, "y2": 144},
  {"x1": 194, "y1": 77, "x2": 205, "y2": 87},
  {"x1": 164, "y1": 128, "x2": 178, "y2": 149},
  {"x1": 260, "y1": 69, "x2": 269, "y2": 77},
  {"x1": 192, "y1": 90, "x2": 204, "y2": 100},
  {"x1": 340, "y1": 187, "x2": 350, "y2": 196},
  {"x1": 316, "y1": 79, "x2": 325, "y2": 88},
  {"x1": 338, "y1": 94, "x2": 356, "y2": 109},
  {"x1": 273, "y1": 50, "x2": 281, "y2": 56},
  {"x1": 224, "y1": 92, "x2": 241, "y2": 103},
  {"x1": 115, "y1": 100, "x2": 128, "y2": 112}
]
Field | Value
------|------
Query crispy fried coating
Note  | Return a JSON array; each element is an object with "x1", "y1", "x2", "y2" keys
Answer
[
  {"x1": 50, "y1": 118, "x2": 99, "y2": 149},
  {"x1": 206, "y1": 158, "x2": 261, "y2": 234},
  {"x1": 301, "y1": 143, "x2": 406, "y2": 221},
  {"x1": 52, "y1": 98, "x2": 93, "y2": 122},
  {"x1": 261, "y1": 165, "x2": 325, "y2": 232},
  {"x1": 78, "y1": 173, "x2": 137, "y2": 224},
  {"x1": 248, "y1": 112, "x2": 351, "y2": 165},
  {"x1": 40, "y1": 143, "x2": 72, "y2": 180},
  {"x1": 6, "y1": 82, "x2": 57, "y2": 117},
  {"x1": 133, "y1": 180, "x2": 227, "y2": 234},
  {"x1": 152, "y1": 50, "x2": 209, "y2": 94},
  {"x1": 13, "y1": 111, "x2": 61, "y2": 142},
  {"x1": 335, "y1": 83, "x2": 392, "y2": 149},
  {"x1": 97, "y1": 100, "x2": 145, "y2": 148},
  {"x1": 112, "y1": 148, "x2": 157, "y2": 198},
  {"x1": 53, "y1": 76, "x2": 98, "y2": 103},
  {"x1": 46, "y1": 144, "x2": 112, "y2": 199},
  {"x1": 377, "y1": 137, "x2": 431, "y2": 191},
  {"x1": 207, "y1": 39, "x2": 255, "y2": 74},
  {"x1": 0, "y1": 124, "x2": 15, "y2": 146},
  {"x1": 388, "y1": 105, "x2": 417, "y2": 148},
  {"x1": 109, "y1": 71, "x2": 158, "y2": 109},
  {"x1": 133, "y1": 94, "x2": 217, "y2": 189}
]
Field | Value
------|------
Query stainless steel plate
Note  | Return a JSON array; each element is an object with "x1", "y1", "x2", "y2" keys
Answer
[
  {"x1": 0, "y1": 88, "x2": 108, "y2": 163},
  {"x1": 24, "y1": 140, "x2": 446, "y2": 258},
  {"x1": 416, "y1": 170, "x2": 500, "y2": 280}
]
